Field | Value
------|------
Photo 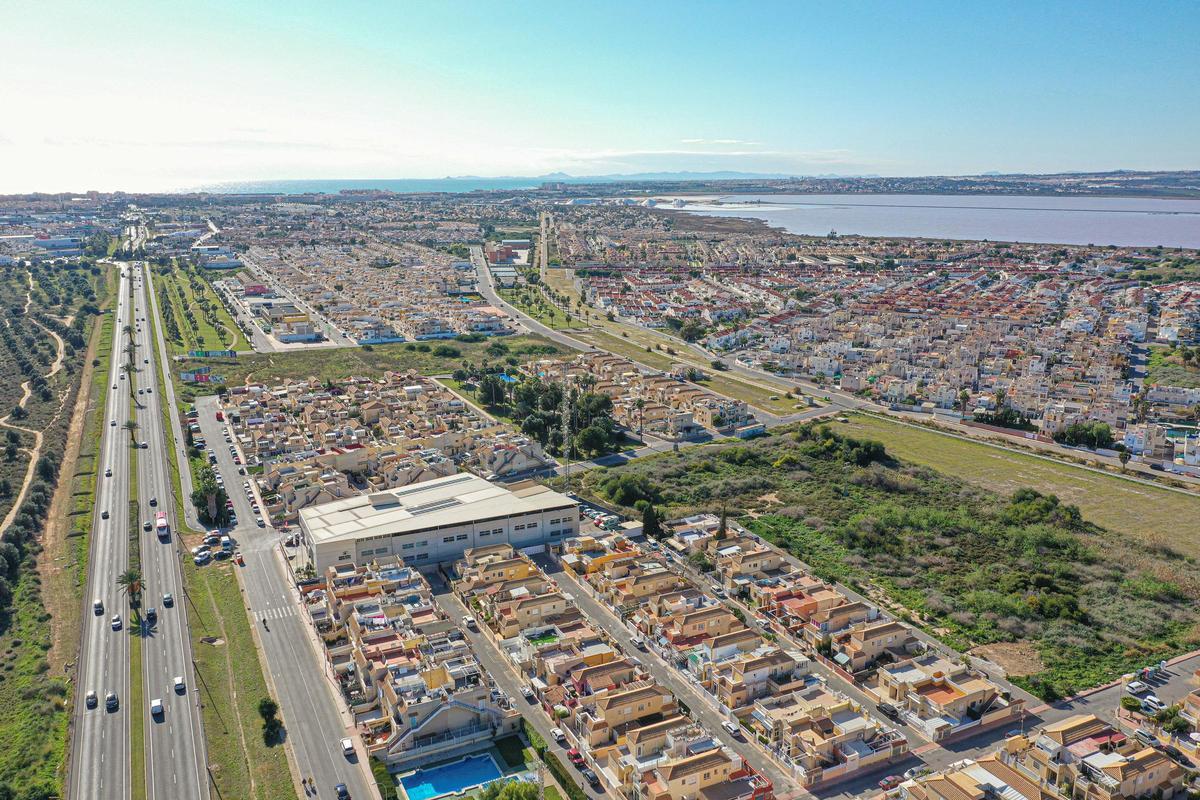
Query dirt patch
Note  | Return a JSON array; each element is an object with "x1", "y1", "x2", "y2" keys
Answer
[
  {"x1": 969, "y1": 641, "x2": 1045, "y2": 677},
  {"x1": 41, "y1": 311, "x2": 103, "y2": 672},
  {"x1": 756, "y1": 492, "x2": 782, "y2": 507}
]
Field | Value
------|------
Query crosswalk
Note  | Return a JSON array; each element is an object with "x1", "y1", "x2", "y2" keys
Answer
[{"x1": 259, "y1": 605, "x2": 297, "y2": 621}]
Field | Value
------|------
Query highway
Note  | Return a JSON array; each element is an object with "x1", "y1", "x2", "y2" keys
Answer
[
  {"x1": 70, "y1": 264, "x2": 134, "y2": 800},
  {"x1": 193, "y1": 395, "x2": 374, "y2": 799},
  {"x1": 130, "y1": 262, "x2": 209, "y2": 800}
]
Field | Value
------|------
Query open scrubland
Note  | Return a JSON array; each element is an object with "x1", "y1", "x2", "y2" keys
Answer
[
  {"x1": 838, "y1": 413, "x2": 1198, "y2": 554},
  {"x1": 581, "y1": 421, "x2": 1200, "y2": 700}
]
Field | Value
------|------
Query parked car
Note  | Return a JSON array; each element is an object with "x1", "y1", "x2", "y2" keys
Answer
[
  {"x1": 1142, "y1": 695, "x2": 1165, "y2": 713},
  {"x1": 1135, "y1": 728, "x2": 1157, "y2": 745},
  {"x1": 462, "y1": 615, "x2": 477, "y2": 629},
  {"x1": 550, "y1": 728, "x2": 566, "y2": 743},
  {"x1": 878, "y1": 775, "x2": 902, "y2": 791},
  {"x1": 341, "y1": 737, "x2": 355, "y2": 758},
  {"x1": 1126, "y1": 681, "x2": 1149, "y2": 695},
  {"x1": 877, "y1": 702, "x2": 901, "y2": 719},
  {"x1": 580, "y1": 767, "x2": 601, "y2": 788},
  {"x1": 721, "y1": 720, "x2": 742, "y2": 738},
  {"x1": 520, "y1": 686, "x2": 535, "y2": 701}
]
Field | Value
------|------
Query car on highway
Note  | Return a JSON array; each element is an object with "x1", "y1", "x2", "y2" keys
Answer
[
  {"x1": 85, "y1": 690, "x2": 98, "y2": 709},
  {"x1": 145, "y1": 607, "x2": 157, "y2": 623},
  {"x1": 150, "y1": 698, "x2": 163, "y2": 718},
  {"x1": 110, "y1": 419, "x2": 116, "y2": 426},
  {"x1": 110, "y1": 614, "x2": 122, "y2": 631},
  {"x1": 137, "y1": 388, "x2": 143, "y2": 395},
  {"x1": 255, "y1": 517, "x2": 265, "y2": 527},
  {"x1": 334, "y1": 784, "x2": 350, "y2": 800},
  {"x1": 105, "y1": 692, "x2": 119, "y2": 711},
  {"x1": 174, "y1": 676, "x2": 186, "y2": 693},
  {"x1": 93, "y1": 599, "x2": 104, "y2": 614},
  {"x1": 105, "y1": 467, "x2": 112, "y2": 477},
  {"x1": 143, "y1": 520, "x2": 152, "y2": 531},
  {"x1": 148, "y1": 496, "x2": 157, "y2": 506},
  {"x1": 162, "y1": 592, "x2": 173, "y2": 607},
  {"x1": 101, "y1": 510, "x2": 109, "y2": 519}
]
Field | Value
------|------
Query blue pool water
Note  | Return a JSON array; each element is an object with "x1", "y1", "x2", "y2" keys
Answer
[{"x1": 400, "y1": 754, "x2": 503, "y2": 800}]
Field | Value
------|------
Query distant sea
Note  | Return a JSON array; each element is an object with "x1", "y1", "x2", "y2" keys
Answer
[
  {"x1": 671, "y1": 193, "x2": 1200, "y2": 248},
  {"x1": 197, "y1": 177, "x2": 544, "y2": 194}
]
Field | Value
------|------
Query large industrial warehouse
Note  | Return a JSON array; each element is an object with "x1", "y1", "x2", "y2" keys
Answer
[{"x1": 297, "y1": 473, "x2": 579, "y2": 572}]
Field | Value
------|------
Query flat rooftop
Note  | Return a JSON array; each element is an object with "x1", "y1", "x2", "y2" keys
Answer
[{"x1": 300, "y1": 472, "x2": 575, "y2": 544}]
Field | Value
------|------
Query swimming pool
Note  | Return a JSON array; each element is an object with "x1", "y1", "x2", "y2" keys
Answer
[{"x1": 400, "y1": 754, "x2": 503, "y2": 800}]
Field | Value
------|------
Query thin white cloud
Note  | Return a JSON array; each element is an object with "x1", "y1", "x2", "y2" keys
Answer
[{"x1": 680, "y1": 138, "x2": 762, "y2": 146}]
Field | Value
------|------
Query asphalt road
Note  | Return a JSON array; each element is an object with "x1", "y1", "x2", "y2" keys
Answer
[
  {"x1": 131, "y1": 263, "x2": 209, "y2": 800},
  {"x1": 70, "y1": 265, "x2": 134, "y2": 800},
  {"x1": 193, "y1": 395, "x2": 375, "y2": 799}
]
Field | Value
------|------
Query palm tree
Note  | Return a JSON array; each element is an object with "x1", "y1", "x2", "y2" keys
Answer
[
  {"x1": 634, "y1": 398, "x2": 646, "y2": 441},
  {"x1": 117, "y1": 568, "x2": 143, "y2": 609},
  {"x1": 123, "y1": 419, "x2": 139, "y2": 445},
  {"x1": 1118, "y1": 450, "x2": 1131, "y2": 472}
]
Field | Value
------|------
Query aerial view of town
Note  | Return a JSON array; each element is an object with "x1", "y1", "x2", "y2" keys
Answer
[{"x1": 1, "y1": 3, "x2": 1198, "y2": 800}]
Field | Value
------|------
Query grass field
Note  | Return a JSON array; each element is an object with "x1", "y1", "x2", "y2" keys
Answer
[
  {"x1": 839, "y1": 413, "x2": 1200, "y2": 554},
  {"x1": 184, "y1": 560, "x2": 293, "y2": 800},
  {"x1": 498, "y1": 287, "x2": 586, "y2": 330},
  {"x1": 170, "y1": 335, "x2": 570, "y2": 400},
  {"x1": 154, "y1": 265, "x2": 248, "y2": 356}
]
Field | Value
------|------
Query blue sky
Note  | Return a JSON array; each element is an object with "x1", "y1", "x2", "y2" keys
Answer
[{"x1": 2, "y1": 0, "x2": 1197, "y2": 191}]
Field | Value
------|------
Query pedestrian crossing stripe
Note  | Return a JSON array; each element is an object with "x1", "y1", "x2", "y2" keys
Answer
[{"x1": 261, "y1": 606, "x2": 296, "y2": 620}]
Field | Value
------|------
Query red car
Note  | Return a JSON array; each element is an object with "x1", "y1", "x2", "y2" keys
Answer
[
  {"x1": 566, "y1": 748, "x2": 584, "y2": 767},
  {"x1": 878, "y1": 775, "x2": 902, "y2": 791}
]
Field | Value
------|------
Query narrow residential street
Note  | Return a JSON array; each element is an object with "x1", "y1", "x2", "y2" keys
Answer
[{"x1": 426, "y1": 572, "x2": 614, "y2": 800}]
